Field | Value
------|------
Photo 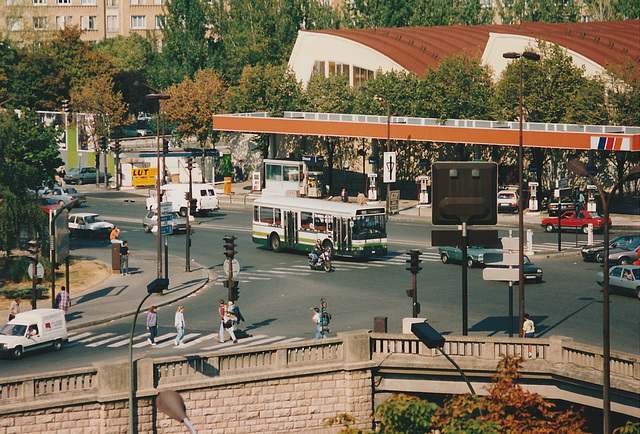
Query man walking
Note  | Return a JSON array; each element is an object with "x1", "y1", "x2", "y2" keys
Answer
[
  {"x1": 8, "y1": 297, "x2": 20, "y2": 321},
  {"x1": 55, "y1": 286, "x2": 71, "y2": 316},
  {"x1": 120, "y1": 240, "x2": 130, "y2": 275},
  {"x1": 174, "y1": 306, "x2": 185, "y2": 346}
]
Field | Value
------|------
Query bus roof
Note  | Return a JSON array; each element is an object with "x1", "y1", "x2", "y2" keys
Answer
[{"x1": 254, "y1": 196, "x2": 385, "y2": 216}]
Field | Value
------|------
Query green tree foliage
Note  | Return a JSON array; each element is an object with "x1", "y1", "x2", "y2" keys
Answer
[
  {"x1": 375, "y1": 394, "x2": 440, "y2": 433},
  {"x1": 70, "y1": 75, "x2": 130, "y2": 133},
  {"x1": 95, "y1": 34, "x2": 155, "y2": 74},
  {"x1": 497, "y1": 0, "x2": 581, "y2": 24},
  {"x1": 158, "y1": 0, "x2": 220, "y2": 86},
  {"x1": 304, "y1": 0, "x2": 345, "y2": 29}
]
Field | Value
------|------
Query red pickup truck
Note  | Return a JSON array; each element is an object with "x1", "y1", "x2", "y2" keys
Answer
[{"x1": 541, "y1": 211, "x2": 610, "y2": 234}]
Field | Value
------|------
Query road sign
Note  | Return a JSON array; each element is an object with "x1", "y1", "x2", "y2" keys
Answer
[
  {"x1": 383, "y1": 152, "x2": 396, "y2": 183},
  {"x1": 131, "y1": 167, "x2": 157, "y2": 187},
  {"x1": 28, "y1": 262, "x2": 45, "y2": 279},
  {"x1": 223, "y1": 258, "x2": 240, "y2": 277},
  {"x1": 160, "y1": 224, "x2": 173, "y2": 235},
  {"x1": 483, "y1": 267, "x2": 519, "y2": 282}
]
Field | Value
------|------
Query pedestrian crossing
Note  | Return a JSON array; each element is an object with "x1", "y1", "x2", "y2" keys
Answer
[{"x1": 66, "y1": 330, "x2": 303, "y2": 351}]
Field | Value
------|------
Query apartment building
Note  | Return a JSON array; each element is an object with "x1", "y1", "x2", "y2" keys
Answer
[{"x1": 0, "y1": 0, "x2": 165, "y2": 44}]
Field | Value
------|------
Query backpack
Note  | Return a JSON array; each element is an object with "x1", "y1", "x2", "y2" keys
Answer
[{"x1": 320, "y1": 310, "x2": 331, "y2": 331}]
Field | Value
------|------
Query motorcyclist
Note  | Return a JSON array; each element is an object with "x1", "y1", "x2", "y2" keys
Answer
[{"x1": 311, "y1": 240, "x2": 323, "y2": 265}]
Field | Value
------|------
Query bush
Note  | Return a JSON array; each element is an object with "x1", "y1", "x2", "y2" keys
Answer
[
  {"x1": 8, "y1": 256, "x2": 31, "y2": 283},
  {"x1": 0, "y1": 285, "x2": 49, "y2": 300}
]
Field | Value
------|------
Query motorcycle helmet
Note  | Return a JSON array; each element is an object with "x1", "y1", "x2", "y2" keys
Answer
[{"x1": 316, "y1": 239, "x2": 321, "y2": 246}]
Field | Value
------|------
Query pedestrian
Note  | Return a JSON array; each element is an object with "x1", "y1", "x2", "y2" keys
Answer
[
  {"x1": 228, "y1": 301, "x2": 244, "y2": 333},
  {"x1": 218, "y1": 299, "x2": 237, "y2": 343},
  {"x1": 55, "y1": 286, "x2": 71, "y2": 316},
  {"x1": 146, "y1": 306, "x2": 158, "y2": 346},
  {"x1": 522, "y1": 313, "x2": 535, "y2": 357},
  {"x1": 120, "y1": 240, "x2": 130, "y2": 275},
  {"x1": 356, "y1": 191, "x2": 366, "y2": 205},
  {"x1": 8, "y1": 296, "x2": 20, "y2": 321},
  {"x1": 58, "y1": 167, "x2": 66, "y2": 185},
  {"x1": 174, "y1": 306, "x2": 185, "y2": 346},
  {"x1": 234, "y1": 160, "x2": 243, "y2": 182},
  {"x1": 312, "y1": 307, "x2": 322, "y2": 339},
  {"x1": 340, "y1": 188, "x2": 348, "y2": 202},
  {"x1": 110, "y1": 226, "x2": 121, "y2": 244}
]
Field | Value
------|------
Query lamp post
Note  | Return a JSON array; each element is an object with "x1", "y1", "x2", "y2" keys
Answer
[
  {"x1": 502, "y1": 51, "x2": 540, "y2": 337},
  {"x1": 360, "y1": 86, "x2": 391, "y2": 215},
  {"x1": 567, "y1": 159, "x2": 640, "y2": 434}
]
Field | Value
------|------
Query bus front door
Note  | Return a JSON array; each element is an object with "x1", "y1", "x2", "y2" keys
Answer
[
  {"x1": 333, "y1": 217, "x2": 351, "y2": 253},
  {"x1": 285, "y1": 211, "x2": 298, "y2": 248}
]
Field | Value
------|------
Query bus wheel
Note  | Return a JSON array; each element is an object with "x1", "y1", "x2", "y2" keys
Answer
[
  {"x1": 322, "y1": 240, "x2": 333, "y2": 257},
  {"x1": 270, "y1": 234, "x2": 281, "y2": 252}
]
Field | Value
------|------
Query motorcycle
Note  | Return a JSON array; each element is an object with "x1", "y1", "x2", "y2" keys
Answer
[{"x1": 309, "y1": 248, "x2": 332, "y2": 272}]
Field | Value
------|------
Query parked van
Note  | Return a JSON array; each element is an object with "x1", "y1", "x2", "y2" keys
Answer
[
  {"x1": 0, "y1": 309, "x2": 68, "y2": 359},
  {"x1": 147, "y1": 183, "x2": 220, "y2": 216}
]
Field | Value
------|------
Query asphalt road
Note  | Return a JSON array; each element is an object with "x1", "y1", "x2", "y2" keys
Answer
[{"x1": 2, "y1": 189, "x2": 638, "y2": 375}]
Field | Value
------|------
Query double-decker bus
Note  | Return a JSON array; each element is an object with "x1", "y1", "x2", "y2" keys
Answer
[{"x1": 252, "y1": 196, "x2": 387, "y2": 258}]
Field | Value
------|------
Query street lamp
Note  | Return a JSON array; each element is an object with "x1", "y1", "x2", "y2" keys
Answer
[
  {"x1": 568, "y1": 159, "x2": 640, "y2": 434},
  {"x1": 360, "y1": 86, "x2": 391, "y2": 215},
  {"x1": 502, "y1": 51, "x2": 540, "y2": 339}
]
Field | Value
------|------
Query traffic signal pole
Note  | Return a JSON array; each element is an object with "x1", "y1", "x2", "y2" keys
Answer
[
  {"x1": 406, "y1": 249, "x2": 422, "y2": 318},
  {"x1": 223, "y1": 235, "x2": 239, "y2": 302}
]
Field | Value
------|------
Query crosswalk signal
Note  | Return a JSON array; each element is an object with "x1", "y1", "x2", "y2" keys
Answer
[
  {"x1": 223, "y1": 235, "x2": 237, "y2": 260},
  {"x1": 406, "y1": 249, "x2": 422, "y2": 274}
]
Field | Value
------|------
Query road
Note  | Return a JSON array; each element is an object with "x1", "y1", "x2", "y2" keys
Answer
[{"x1": 2, "y1": 189, "x2": 638, "y2": 376}]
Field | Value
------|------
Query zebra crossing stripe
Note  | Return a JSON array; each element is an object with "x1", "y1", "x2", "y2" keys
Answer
[
  {"x1": 180, "y1": 333, "x2": 219, "y2": 348},
  {"x1": 108, "y1": 334, "x2": 148, "y2": 348},
  {"x1": 201, "y1": 335, "x2": 268, "y2": 350},
  {"x1": 86, "y1": 334, "x2": 128, "y2": 347},
  {"x1": 132, "y1": 332, "x2": 177, "y2": 348},
  {"x1": 67, "y1": 332, "x2": 92, "y2": 341},
  {"x1": 157, "y1": 333, "x2": 201, "y2": 348},
  {"x1": 78, "y1": 332, "x2": 115, "y2": 343},
  {"x1": 238, "y1": 336, "x2": 286, "y2": 347},
  {"x1": 278, "y1": 337, "x2": 304, "y2": 344}
]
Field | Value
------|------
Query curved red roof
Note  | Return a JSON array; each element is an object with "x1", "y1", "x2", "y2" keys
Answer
[{"x1": 313, "y1": 20, "x2": 640, "y2": 77}]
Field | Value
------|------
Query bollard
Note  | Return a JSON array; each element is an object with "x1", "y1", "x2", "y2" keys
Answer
[
  {"x1": 526, "y1": 229, "x2": 534, "y2": 255},
  {"x1": 587, "y1": 223, "x2": 593, "y2": 245}
]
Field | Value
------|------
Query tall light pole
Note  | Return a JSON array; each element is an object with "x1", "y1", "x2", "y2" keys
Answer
[
  {"x1": 503, "y1": 51, "x2": 540, "y2": 338},
  {"x1": 568, "y1": 159, "x2": 640, "y2": 434},
  {"x1": 360, "y1": 86, "x2": 391, "y2": 215}
]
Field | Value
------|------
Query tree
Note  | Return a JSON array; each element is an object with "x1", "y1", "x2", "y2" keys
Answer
[
  {"x1": 497, "y1": 0, "x2": 581, "y2": 24},
  {"x1": 94, "y1": 34, "x2": 155, "y2": 75},
  {"x1": 70, "y1": 75, "x2": 130, "y2": 132}
]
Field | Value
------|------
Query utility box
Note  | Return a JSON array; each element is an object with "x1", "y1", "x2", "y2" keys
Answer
[
  {"x1": 374, "y1": 316, "x2": 387, "y2": 333},
  {"x1": 111, "y1": 243, "x2": 120, "y2": 272}
]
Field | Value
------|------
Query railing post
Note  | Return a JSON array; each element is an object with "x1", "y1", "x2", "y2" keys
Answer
[
  {"x1": 547, "y1": 336, "x2": 572, "y2": 364},
  {"x1": 341, "y1": 331, "x2": 371, "y2": 364},
  {"x1": 137, "y1": 358, "x2": 155, "y2": 393},
  {"x1": 95, "y1": 360, "x2": 129, "y2": 399},
  {"x1": 276, "y1": 348, "x2": 288, "y2": 368}
]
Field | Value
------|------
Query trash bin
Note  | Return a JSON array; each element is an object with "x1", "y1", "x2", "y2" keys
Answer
[
  {"x1": 111, "y1": 243, "x2": 121, "y2": 272},
  {"x1": 374, "y1": 316, "x2": 387, "y2": 333}
]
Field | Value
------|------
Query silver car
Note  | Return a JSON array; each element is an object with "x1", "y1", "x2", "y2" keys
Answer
[
  {"x1": 44, "y1": 187, "x2": 87, "y2": 208},
  {"x1": 581, "y1": 234, "x2": 640, "y2": 262},
  {"x1": 68, "y1": 213, "x2": 114, "y2": 238},
  {"x1": 596, "y1": 265, "x2": 640, "y2": 299},
  {"x1": 143, "y1": 211, "x2": 187, "y2": 234},
  {"x1": 597, "y1": 240, "x2": 640, "y2": 265}
]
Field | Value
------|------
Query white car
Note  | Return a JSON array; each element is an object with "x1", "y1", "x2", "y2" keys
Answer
[
  {"x1": 497, "y1": 189, "x2": 519, "y2": 213},
  {"x1": 68, "y1": 213, "x2": 114, "y2": 238}
]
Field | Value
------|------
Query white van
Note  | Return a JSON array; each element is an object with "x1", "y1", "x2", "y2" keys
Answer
[
  {"x1": 147, "y1": 183, "x2": 220, "y2": 216},
  {"x1": 0, "y1": 309, "x2": 68, "y2": 359}
]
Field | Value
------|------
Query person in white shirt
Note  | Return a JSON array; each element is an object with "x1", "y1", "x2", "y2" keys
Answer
[{"x1": 174, "y1": 306, "x2": 185, "y2": 346}]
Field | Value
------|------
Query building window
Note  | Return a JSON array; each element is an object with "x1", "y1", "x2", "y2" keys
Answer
[
  {"x1": 106, "y1": 0, "x2": 117, "y2": 6},
  {"x1": 80, "y1": 0, "x2": 96, "y2": 4},
  {"x1": 7, "y1": 17, "x2": 23, "y2": 31},
  {"x1": 328, "y1": 62, "x2": 350, "y2": 80},
  {"x1": 131, "y1": 15, "x2": 146, "y2": 29},
  {"x1": 56, "y1": 16, "x2": 72, "y2": 28},
  {"x1": 81, "y1": 15, "x2": 96, "y2": 30},
  {"x1": 130, "y1": 0, "x2": 143, "y2": 4},
  {"x1": 32, "y1": 0, "x2": 46, "y2": 4},
  {"x1": 56, "y1": 0, "x2": 71, "y2": 4},
  {"x1": 106, "y1": 15, "x2": 118, "y2": 31},
  {"x1": 312, "y1": 61, "x2": 325, "y2": 77},
  {"x1": 33, "y1": 16, "x2": 47, "y2": 29},
  {"x1": 154, "y1": 15, "x2": 165, "y2": 29},
  {"x1": 353, "y1": 66, "x2": 374, "y2": 89},
  {"x1": 153, "y1": 0, "x2": 164, "y2": 5}
]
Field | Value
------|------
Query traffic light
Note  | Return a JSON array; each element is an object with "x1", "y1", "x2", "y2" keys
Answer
[
  {"x1": 61, "y1": 99, "x2": 69, "y2": 114},
  {"x1": 113, "y1": 139, "x2": 121, "y2": 155},
  {"x1": 186, "y1": 156, "x2": 194, "y2": 170},
  {"x1": 147, "y1": 278, "x2": 169, "y2": 294},
  {"x1": 224, "y1": 279, "x2": 239, "y2": 302},
  {"x1": 163, "y1": 138, "x2": 169, "y2": 155},
  {"x1": 223, "y1": 235, "x2": 237, "y2": 260},
  {"x1": 27, "y1": 240, "x2": 39, "y2": 261},
  {"x1": 100, "y1": 136, "x2": 108, "y2": 151},
  {"x1": 189, "y1": 199, "x2": 197, "y2": 214},
  {"x1": 406, "y1": 249, "x2": 422, "y2": 274}
]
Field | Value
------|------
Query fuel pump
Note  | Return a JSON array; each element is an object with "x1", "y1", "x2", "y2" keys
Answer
[
  {"x1": 528, "y1": 182, "x2": 539, "y2": 212},
  {"x1": 586, "y1": 185, "x2": 597, "y2": 212},
  {"x1": 418, "y1": 175, "x2": 430, "y2": 204},
  {"x1": 367, "y1": 173, "x2": 378, "y2": 201}
]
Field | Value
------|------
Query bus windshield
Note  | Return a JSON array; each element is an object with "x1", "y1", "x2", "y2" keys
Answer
[{"x1": 352, "y1": 214, "x2": 386, "y2": 240}]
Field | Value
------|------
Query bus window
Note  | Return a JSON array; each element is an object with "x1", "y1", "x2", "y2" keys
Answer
[
  {"x1": 301, "y1": 211, "x2": 313, "y2": 229},
  {"x1": 266, "y1": 164, "x2": 282, "y2": 181},
  {"x1": 253, "y1": 206, "x2": 259, "y2": 222},
  {"x1": 274, "y1": 208, "x2": 282, "y2": 226},
  {"x1": 314, "y1": 214, "x2": 327, "y2": 232},
  {"x1": 352, "y1": 215, "x2": 386, "y2": 240},
  {"x1": 260, "y1": 207, "x2": 274, "y2": 224}
]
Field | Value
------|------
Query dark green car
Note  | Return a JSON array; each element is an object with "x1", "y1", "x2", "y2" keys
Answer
[{"x1": 438, "y1": 245, "x2": 503, "y2": 268}]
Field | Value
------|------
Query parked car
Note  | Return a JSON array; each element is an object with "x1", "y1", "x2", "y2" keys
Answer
[
  {"x1": 143, "y1": 211, "x2": 187, "y2": 233},
  {"x1": 497, "y1": 189, "x2": 519, "y2": 213},
  {"x1": 438, "y1": 245, "x2": 503, "y2": 268},
  {"x1": 548, "y1": 196, "x2": 576, "y2": 216},
  {"x1": 63, "y1": 166, "x2": 111, "y2": 185},
  {"x1": 43, "y1": 187, "x2": 86, "y2": 207},
  {"x1": 541, "y1": 211, "x2": 610, "y2": 234},
  {"x1": 597, "y1": 241, "x2": 640, "y2": 265},
  {"x1": 596, "y1": 265, "x2": 640, "y2": 299},
  {"x1": 581, "y1": 234, "x2": 640, "y2": 262},
  {"x1": 485, "y1": 255, "x2": 543, "y2": 283},
  {"x1": 68, "y1": 213, "x2": 114, "y2": 238},
  {"x1": 38, "y1": 197, "x2": 58, "y2": 213}
]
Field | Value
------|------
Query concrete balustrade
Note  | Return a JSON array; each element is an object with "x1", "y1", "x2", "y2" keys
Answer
[{"x1": 0, "y1": 331, "x2": 638, "y2": 432}]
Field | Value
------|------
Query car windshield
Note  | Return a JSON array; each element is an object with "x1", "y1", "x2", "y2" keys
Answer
[
  {"x1": 624, "y1": 241, "x2": 640, "y2": 251},
  {"x1": 84, "y1": 215, "x2": 103, "y2": 224},
  {"x1": 39, "y1": 198, "x2": 56, "y2": 205},
  {"x1": 633, "y1": 269, "x2": 640, "y2": 280},
  {"x1": 1, "y1": 324, "x2": 27, "y2": 336},
  {"x1": 67, "y1": 168, "x2": 79, "y2": 174}
]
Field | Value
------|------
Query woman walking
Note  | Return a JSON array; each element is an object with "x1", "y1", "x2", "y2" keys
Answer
[
  {"x1": 146, "y1": 306, "x2": 158, "y2": 346},
  {"x1": 174, "y1": 306, "x2": 185, "y2": 346}
]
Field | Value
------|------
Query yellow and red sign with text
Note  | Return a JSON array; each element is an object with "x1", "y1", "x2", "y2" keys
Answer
[{"x1": 132, "y1": 167, "x2": 157, "y2": 188}]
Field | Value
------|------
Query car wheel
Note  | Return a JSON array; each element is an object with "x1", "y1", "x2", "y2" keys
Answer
[
  {"x1": 581, "y1": 225, "x2": 589, "y2": 234},
  {"x1": 58, "y1": 200, "x2": 65, "y2": 206},
  {"x1": 270, "y1": 233, "x2": 281, "y2": 252},
  {"x1": 52, "y1": 339, "x2": 62, "y2": 351},
  {"x1": 596, "y1": 252, "x2": 605, "y2": 263},
  {"x1": 636, "y1": 287, "x2": 640, "y2": 300},
  {"x1": 78, "y1": 178, "x2": 83, "y2": 185},
  {"x1": 545, "y1": 223, "x2": 555, "y2": 233},
  {"x1": 441, "y1": 253, "x2": 450, "y2": 264},
  {"x1": 467, "y1": 257, "x2": 474, "y2": 268},
  {"x1": 144, "y1": 225, "x2": 151, "y2": 233},
  {"x1": 618, "y1": 257, "x2": 630, "y2": 265},
  {"x1": 12, "y1": 346, "x2": 23, "y2": 359}
]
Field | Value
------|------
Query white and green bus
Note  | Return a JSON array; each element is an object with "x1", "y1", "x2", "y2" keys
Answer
[{"x1": 252, "y1": 196, "x2": 387, "y2": 258}]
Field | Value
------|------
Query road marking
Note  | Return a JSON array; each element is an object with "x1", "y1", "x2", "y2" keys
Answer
[
  {"x1": 238, "y1": 336, "x2": 286, "y2": 347},
  {"x1": 201, "y1": 334, "x2": 268, "y2": 350},
  {"x1": 108, "y1": 334, "x2": 148, "y2": 348},
  {"x1": 68, "y1": 332, "x2": 92, "y2": 341},
  {"x1": 132, "y1": 332, "x2": 177, "y2": 348},
  {"x1": 180, "y1": 333, "x2": 219, "y2": 348},
  {"x1": 157, "y1": 333, "x2": 201, "y2": 348},
  {"x1": 86, "y1": 334, "x2": 128, "y2": 347},
  {"x1": 78, "y1": 332, "x2": 115, "y2": 343},
  {"x1": 278, "y1": 337, "x2": 305, "y2": 344}
]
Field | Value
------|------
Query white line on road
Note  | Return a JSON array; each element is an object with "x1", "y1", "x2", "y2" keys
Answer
[
  {"x1": 86, "y1": 334, "x2": 129, "y2": 347},
  {"x1": 201, "y1": 335, "x2": 268, "y2": 350},
  {"x1": 157, "y1": 333, "x2": 201, "y2": 348},
  {"x1": 108, "y1": 334, "x2": 148, "y2": 348},
  {"x1": 78, "y1": 333, "x2": 115, "y2": 343},
  {"x1": 67, "y1": 332, "x2": 92, "y2": 341}
]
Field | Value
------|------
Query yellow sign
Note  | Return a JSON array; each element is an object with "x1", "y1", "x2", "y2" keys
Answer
[{"x1": 132, "y1": 167, "x2": 157, "y2": 187}]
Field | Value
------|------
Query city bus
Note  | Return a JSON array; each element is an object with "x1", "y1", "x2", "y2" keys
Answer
[{"x1": 252, "y1": 196, "x2": 387, "y2": 258}]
